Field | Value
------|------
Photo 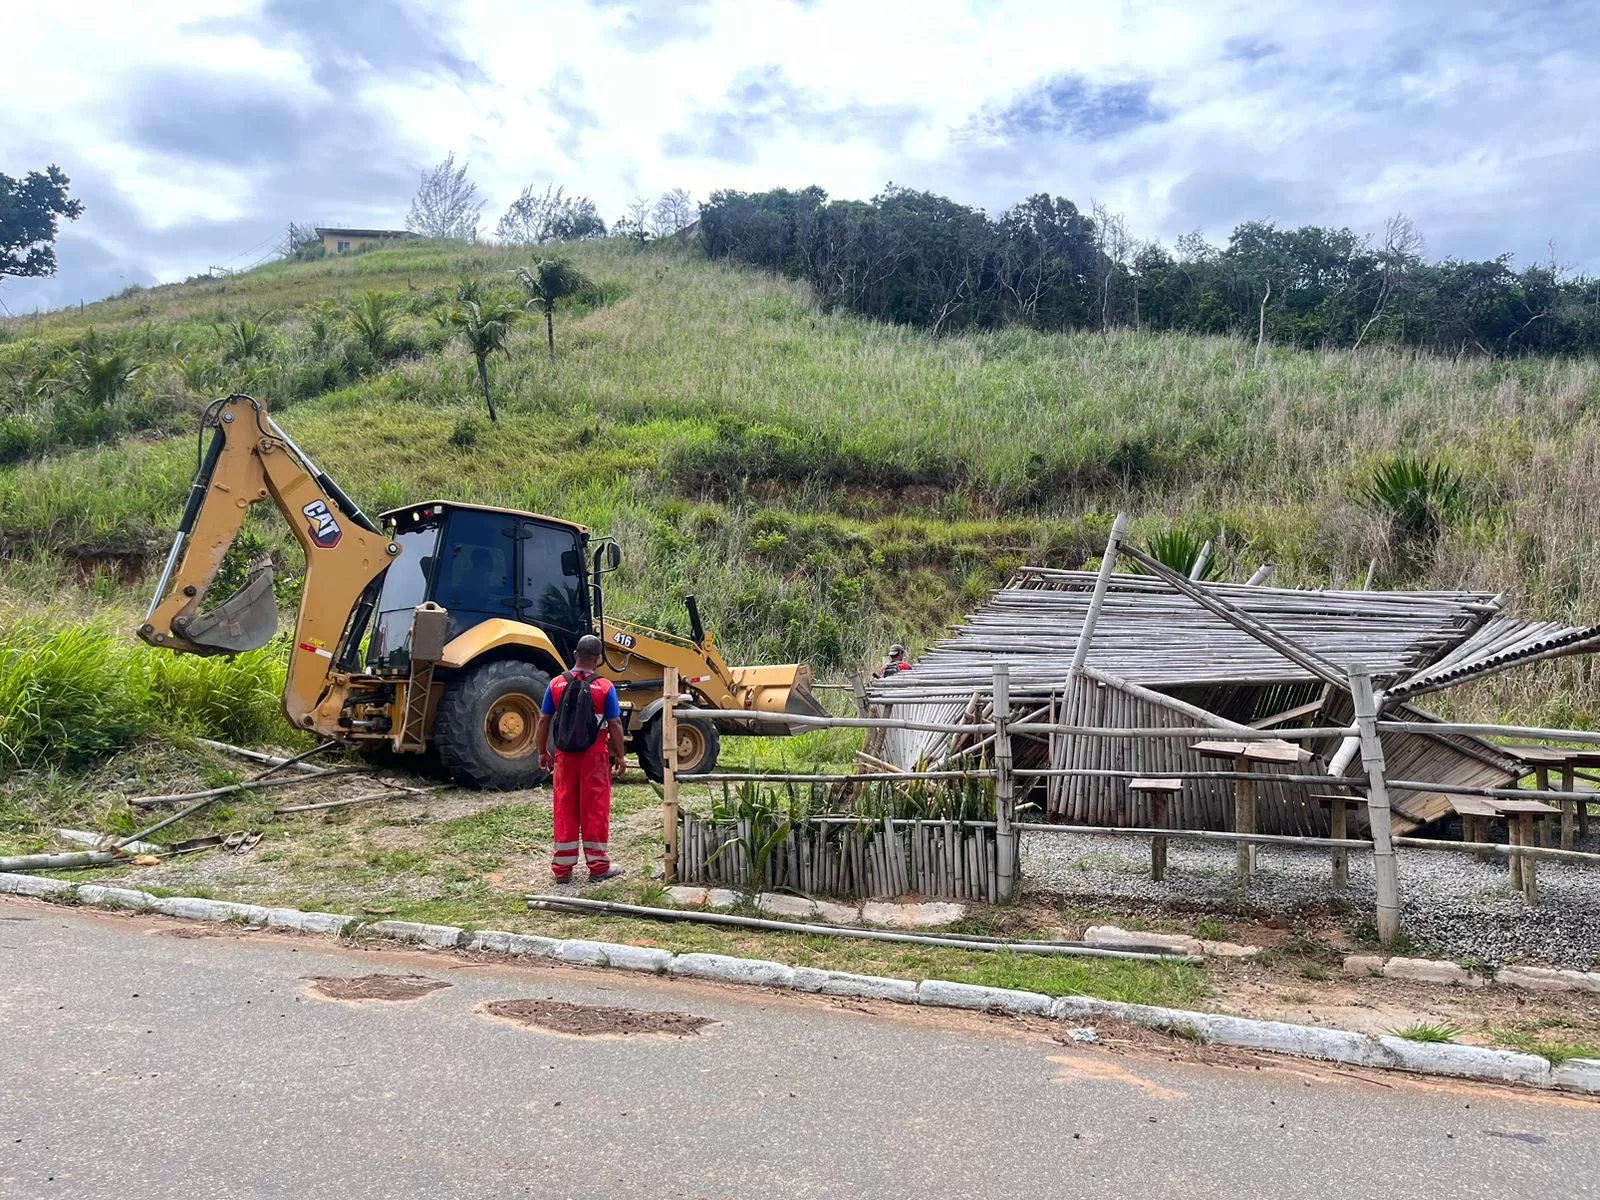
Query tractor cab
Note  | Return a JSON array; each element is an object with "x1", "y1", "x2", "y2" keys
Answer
[{"x1": 367, "y1": 501, "x2": 601, "y2": 671}]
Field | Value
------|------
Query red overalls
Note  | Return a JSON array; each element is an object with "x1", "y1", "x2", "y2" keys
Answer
[{"x1": 548, "y1": 671, "x2": 615, "y2": 879}]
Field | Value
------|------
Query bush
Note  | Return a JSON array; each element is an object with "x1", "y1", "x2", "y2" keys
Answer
[
  {"x1": 0, "y1": 617, "x2": 290, "y2": 773},
  {"x1": 1363, "y1": 456, "x2": 1465, "y2": 542},
  {"x1": 449, "y1": 416, "x2": 481, "y2": 448}
]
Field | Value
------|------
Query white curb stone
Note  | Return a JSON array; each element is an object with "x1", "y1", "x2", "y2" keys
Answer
[
  {"x1": 365, "y1": 920, "x2": 466, "y2": 949},
  {"x1": 1552, "y1": 1059, "x2": 1600, "y2": 1092},
  {"x1": 812, "y1": 900, "x2": 863, "y2": 925},
  {"x1": 595, "y1": 942, "x2": 675, "y2": 974},
  {"x1": 918, "y1": 979, "x2": 1053, "y2": 1016},
  {"x1": 1190, "y1": 1013, "x2": 1379, "y2": 1065},
  {"x1": 76, "y1": 884, "x2": 156, "y2": 909},
  {"x1": 791, "y1": 967, "x2": 920, "y2": 1003},
  {"x1": 861, "y1": 901, "x2": 966, "y2": 928},
  {"x1": 555, "y1": 939, "x2": 608, "y2": 965},
  {"x1": 1375, "y1": 1037, "x2": 1550, "y2": 1086},
  {"x1": 0, "y1": 872, "x2": 76, "y2": 898},
  {"x1": 672, "y1": 952, "x2": 795, "y2": 989},
  {"x1": 1199, "y1": 940, "x2": 1261, "y2": 959},
  {"x1": 1495, "y1": 965, "x2": 1600, "y2": 994},
  {"x1": 1341, "y1": 954, "x2": 1385, "y2": 976},
  {"x1": 1382, "y1": 957, "x2": 1476, "y2": 986},
  {"x1": 1084, "y1": 925, "x2": 1204, "y2": 956},
  {"x1": 152, "y1": 897, "x2": 242, "y2": 922},
  {"x1": 756, "y1": 894, "x2": 821, "y2": 920},
  {"x1": 463, "y1": 930, "x2": 562, "y2": 957},
  {"x1": 261, "y1": 908, "x2": 350, "y2": 935}
]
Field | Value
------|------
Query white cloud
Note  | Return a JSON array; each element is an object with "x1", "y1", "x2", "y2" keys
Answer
[{"x1": 3, "y1": 0, "x2": 1597, "y2": 312}]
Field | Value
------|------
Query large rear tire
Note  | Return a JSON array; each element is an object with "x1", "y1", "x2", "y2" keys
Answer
[
  {"x1": 636, "y1": 714, "x2": 721, "y2": 784},
  {"x1": 433, "y1": 660, "x2": 552, "y2": 790}
]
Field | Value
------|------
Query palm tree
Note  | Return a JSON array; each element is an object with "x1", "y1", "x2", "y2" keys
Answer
[
  {"x1": 512, "y1": 257, "x2": 591, "y2": 361},
  {"x1": 346, "y1": 291, "x2": 398, "y2": 361},
  {"x1": 69, "y1": 345, "x2": 142, "y2": 408},
  {"x1": 447, "y1": 299, "x2": 520, "y2": 422}
]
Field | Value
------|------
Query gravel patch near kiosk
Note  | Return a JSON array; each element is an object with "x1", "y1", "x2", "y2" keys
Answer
[{"x1": 1021, "y1": 829, "x2": 1600, "y2": 969}]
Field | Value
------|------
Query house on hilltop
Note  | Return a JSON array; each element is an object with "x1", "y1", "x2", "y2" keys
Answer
[{"x1": 315, "y1": 227, "x2": 418, "y2": 255}]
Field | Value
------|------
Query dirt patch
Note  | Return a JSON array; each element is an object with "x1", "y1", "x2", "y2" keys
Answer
[
  {"x1": 479, "y1": 998, "x2": 714, "y2": 1038},
  {"x1": 157, "y1": 925, "x2": 247, "y2": 939},
  {"x1": 306, "y1": 973, "x2": 451, "y2": 1002}
]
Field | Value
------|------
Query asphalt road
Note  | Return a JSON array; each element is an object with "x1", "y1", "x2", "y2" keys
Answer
[{"x1": 3, "y1": 898, "x2": 1598, "y2": 1199}]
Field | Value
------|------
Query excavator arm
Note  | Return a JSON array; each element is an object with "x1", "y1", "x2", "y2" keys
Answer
[{"x1": 138, "y1": 395, "x2": 398, "y2": 728}]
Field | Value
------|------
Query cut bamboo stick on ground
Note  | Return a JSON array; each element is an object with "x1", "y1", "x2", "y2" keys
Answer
[
  {"x1": 128, "y1": 768, "x2": 357, "y2": 807},
  {"x1": 275, "y1": 784, "x2": 445, "y2": 814}
]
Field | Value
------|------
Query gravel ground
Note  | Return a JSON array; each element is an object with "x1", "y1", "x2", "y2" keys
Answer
[{"x1": 1021, "y1": 829, "x2": 1600, "y2": 970}]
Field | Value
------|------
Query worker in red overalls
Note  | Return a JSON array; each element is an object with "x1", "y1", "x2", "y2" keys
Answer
[{"x1": 534, "y1": 634, "x2": 626, "y2": 884}]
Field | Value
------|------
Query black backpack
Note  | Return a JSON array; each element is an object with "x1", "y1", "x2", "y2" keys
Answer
[{"x1": 552, "y1": 670, "x2": 602, "y2": 753}]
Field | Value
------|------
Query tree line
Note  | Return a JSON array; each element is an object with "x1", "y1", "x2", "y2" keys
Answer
[{"x1": 697, "y1": 186, "x2": 1600, "y2": 358}]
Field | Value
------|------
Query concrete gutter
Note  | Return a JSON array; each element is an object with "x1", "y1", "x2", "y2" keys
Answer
[{"x1": 4, "y1": 871, "x2": 1596, "y2": 1096}]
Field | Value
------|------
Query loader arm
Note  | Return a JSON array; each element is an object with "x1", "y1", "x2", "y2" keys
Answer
[{"x1": 138, "y1": 395, "x2": 398, "y2": 729}]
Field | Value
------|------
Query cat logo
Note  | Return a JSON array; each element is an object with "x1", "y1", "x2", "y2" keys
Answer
[{"x1": 301, "y1": 499, "x2": 342, "y2": 549}]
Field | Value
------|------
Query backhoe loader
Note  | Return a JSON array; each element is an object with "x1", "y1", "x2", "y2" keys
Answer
[{"x1": 136, "y1": 394, "x2": 824, "y2": 788}]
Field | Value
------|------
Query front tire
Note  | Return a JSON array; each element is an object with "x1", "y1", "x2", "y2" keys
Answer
[
  {"x1": 636, "y1": 714, "x2": 721, "y2": 783},
  {"x1": 433, "y1": 660, "x2": 552, "y2": 790}
]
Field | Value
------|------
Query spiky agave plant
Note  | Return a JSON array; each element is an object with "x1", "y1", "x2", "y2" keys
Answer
[
  {"x1": 1136, "y1": 528, "x2": 1220, "y2": 580},
  {"x1": 1363, "y1": 455, "x2": 1464, "y2": 543},
  {"x1": 68, "y1": 344, "x2": 142, "y2": 408},
  {"x1": 345, "y1": 290, "x2": 399, "y2": 362}
]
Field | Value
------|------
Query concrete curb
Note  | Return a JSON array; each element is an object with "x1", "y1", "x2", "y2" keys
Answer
[{"x1": 4, "y1": 871, "x2": 1596, "y2": 1096}]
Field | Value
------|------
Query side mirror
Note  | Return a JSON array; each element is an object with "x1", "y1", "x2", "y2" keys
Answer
[
  {"x1": 560, "y1": 549, "x2": 579, "y2": 576},
  {"x1": 600, "y1": 542, "x2": 623, "y2": 572}
]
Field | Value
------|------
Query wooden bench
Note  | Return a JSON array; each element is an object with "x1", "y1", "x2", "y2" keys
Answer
[
  {"x1": 1193, "y1": 739, "x2": 1312, "y2": 881},
  {"x1": 1129, "y1": 778, "x2": 1183, "y2": 881},
  {"x1": 1491, "y1": 797, "x2": 1560, "y2": 903}
]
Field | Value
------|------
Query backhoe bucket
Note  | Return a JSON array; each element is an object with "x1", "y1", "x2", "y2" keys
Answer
[{"x1": 179, "y1": 561, "x2": 279, "y2": 655}]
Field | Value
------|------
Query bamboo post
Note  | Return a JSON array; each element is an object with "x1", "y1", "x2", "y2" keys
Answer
[
  {"x1": 1561, "y1": 762, "x2": 1577, "y2": 851},
  {"x1": 1330, "y1": 797, "x2": 1349, "y2": 890},
  {"x1": 1069, "y1": 514, "x2": 1126, "y2": 679},
  {"x1": 1234, "y1": 753, "x2": 1256, "y2": 881},
  {"x1": 1152, "y1": 792, "x2": 1169, "y2": 882},
  {"x1": 1508, "y1": 814, "x2": 1525, "y2": 892},
  {"x1": 993, "y1": 662, "x2": 1016, "y2": 902},
  {"x1": 850, "y1": 672, "x2": 869, "y2": 719},
  {"x1": 1537, "y1": 767, "x2": 1554, "y2": 848},
  {"x1": 1350, "y1": 665, "x2": 1401, "y2": 947},
  {"x1": 662, "y1": 666, "x2": 680, "y2": 883},
  {"x1": 1519, "y1": 815, "x2": 1540, "y2": 903}
]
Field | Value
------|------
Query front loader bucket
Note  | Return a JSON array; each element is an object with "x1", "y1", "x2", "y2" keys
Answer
[
  {"x1": 725, "y1": 663, "x2": 827, "y2": 734},
  {"x1": 179, "y1": 561, "x2": 279, "y2": 655}
]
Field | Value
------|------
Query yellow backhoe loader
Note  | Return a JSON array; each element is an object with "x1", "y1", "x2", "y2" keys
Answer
[{"x1": 137, "y1": 394, "x2": 823, "y2": 788}]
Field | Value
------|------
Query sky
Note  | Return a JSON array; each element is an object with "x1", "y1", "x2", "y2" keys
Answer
[{"x1": 5, "y1": 0, "x2": 1599, "y2": 312}]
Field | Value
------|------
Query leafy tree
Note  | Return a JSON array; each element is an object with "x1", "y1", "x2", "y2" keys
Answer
[
  {"x1": 512, "y1": 257, "x2": 591, "y2": 360},
  {"x1": 405, "y1": 152, "x2": 483, "y2": 241},
  {"x1": 495, "y1": 184, "x2": 606, "y2": 244},
  {"x1": 0, "y1": 165, "x2": 85, "y2": 286},
  {"x1": 446, "y1": 299, "x2": 520, "y2": 422}
]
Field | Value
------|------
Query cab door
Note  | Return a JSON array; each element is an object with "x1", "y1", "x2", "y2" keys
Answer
[
  {"x1": 517, "y1": 520, "x2": 589, "y2": 664},
  {"x1": 429, "y1": 508, "x2": 520, "y2": 642}
]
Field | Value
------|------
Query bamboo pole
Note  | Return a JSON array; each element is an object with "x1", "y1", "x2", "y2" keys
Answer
[
  {"x1": 0, "y1": 850, "x2": 125, "y2": 872},
  {"x1": 195, "y1": 738, "x2": 331, "y2": 774},
  {"x1": 274, "y1": 784, "x2": 443, "y2": 813},
  {"x1": 526, "y1": 895, "x2": 1193, "y2": 959},
  {"x1": 1012, "y1": 822, "x2": 1371, "y2": 849},
  {"x1": 127, "y1": 769, "x2": 351, "y2": 807},
  {"x1": 993, "y1": 662, "x2": 1016, "y2": 902},
  {"x1": 662, "y1": 667, "x2": 680, "y2": 884},
  {"x1": 1351, "y1": 665, "x2": 1401, "y2": 947},
  {"x1": 1069, "y1": 514, "x2": 1127, "y2": 678}
]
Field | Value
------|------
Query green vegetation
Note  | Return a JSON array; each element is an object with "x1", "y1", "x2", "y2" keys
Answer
[
  {"x1": 1388, "y1": 1020, "x2": 1463, "y2": 1044},
  {"x1": 3, "y1": 233, "x2": 1600, "y2": 778}
]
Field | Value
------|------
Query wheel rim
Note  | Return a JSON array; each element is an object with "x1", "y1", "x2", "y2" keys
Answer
[
  {"x1": 676, "y1": 722, "x2": 708, "y2": 773},
  {"x1": 485, "y1": 692, "x2": 540, "y2": 759}
]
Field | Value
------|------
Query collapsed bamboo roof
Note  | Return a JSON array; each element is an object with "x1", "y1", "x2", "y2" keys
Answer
[{"x1": 869, "y1": 568, "x2": 1508, "y2": 701}]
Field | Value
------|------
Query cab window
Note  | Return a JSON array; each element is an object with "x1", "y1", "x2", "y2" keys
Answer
[
  {"x1": 432, "y1": 509, "x2": 518, "y2": 640},
  {"x1": 520, "y1": 522, "x2": 587, "y2": 655}
]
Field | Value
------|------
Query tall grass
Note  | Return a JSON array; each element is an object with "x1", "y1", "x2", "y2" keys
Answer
[
  {"x1": 5, "y1": 236, "x2": 1600, "y2": 726},
  {"x1": 0, "y1": 616, "x2": 289, "y2": 772}
]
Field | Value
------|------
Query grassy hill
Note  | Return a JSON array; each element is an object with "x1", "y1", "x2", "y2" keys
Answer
[{"x1": 4, "y1": 236, "x2": 1600, "y2": 769}]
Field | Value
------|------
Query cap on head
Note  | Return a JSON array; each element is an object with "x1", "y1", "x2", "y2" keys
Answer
[
  {"x1": 889, "y1": 643, "x2": 908, "y2": 657},
  {"x1": 575, "y1": 634, "x2": 604, "y2": 660}
]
